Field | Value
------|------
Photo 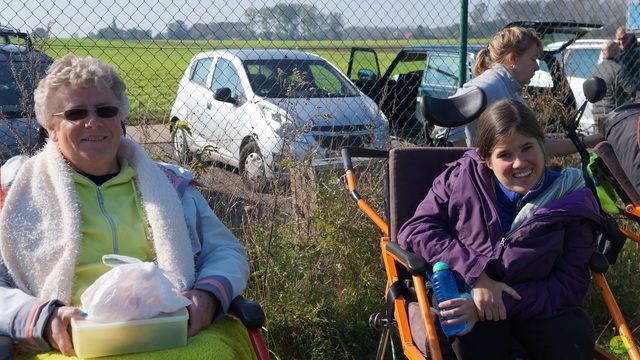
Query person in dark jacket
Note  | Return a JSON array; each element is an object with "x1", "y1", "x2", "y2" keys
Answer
[
  {"x1": 591, "y1": 40, "x2": 640, "y2": 131},
  {"x1": 599, "y1": 103, "x2": 640, "y2": 194},
  {"x1": 398, "y1": 99, "x2": 603, "y2": 360},
  {"x1": 616, "y1": 26, "x2": 640, "y2": 85}
]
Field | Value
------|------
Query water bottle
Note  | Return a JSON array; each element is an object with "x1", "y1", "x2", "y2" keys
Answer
[{"x1": 431, "y1": 261, "x2": 467, "y2": 336}]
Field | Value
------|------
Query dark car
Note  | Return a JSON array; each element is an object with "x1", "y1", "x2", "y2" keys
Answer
[
  {"x1": 347, "y1": 21, "x2": 603, "y2": 142},
  {"x1": 0, "y1": 25, "x2": 53, "y2": 164}
]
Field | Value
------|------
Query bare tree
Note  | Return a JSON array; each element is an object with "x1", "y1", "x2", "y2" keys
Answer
[
  {"x1": 470, "y1": 2, "x2": 489, "y2": 26},
  {"x1": 166, "y1": 20, "x2": 189, "y2": 40}
]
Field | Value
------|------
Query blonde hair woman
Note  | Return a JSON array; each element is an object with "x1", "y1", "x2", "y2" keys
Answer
[{"x1": 434, "y1": 26, "x2": 604, "y2": 155}]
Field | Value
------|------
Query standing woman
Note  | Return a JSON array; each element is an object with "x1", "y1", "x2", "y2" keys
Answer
[
  {"x1": 399, "y1": 99, "x2": 602, "y2": 359},
  {"x1": 434, "y1": 26, "x2": 603, "y2": 154},
  {"x1": 434, "y1": 27, "x2": 543, "y2": 147}
]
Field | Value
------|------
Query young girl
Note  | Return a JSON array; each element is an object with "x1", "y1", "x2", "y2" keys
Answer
[{"x1": 399, "y1": 99, "x2": 602, "y2": 359}]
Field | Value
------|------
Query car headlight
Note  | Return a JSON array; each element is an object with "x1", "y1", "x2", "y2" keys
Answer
[{"x1": 261, "y1": 107, "x2": 296, "y2": 138}]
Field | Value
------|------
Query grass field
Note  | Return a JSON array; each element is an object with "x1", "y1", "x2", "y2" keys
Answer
[{"x1": 40, "y1": 37, "x2": 472, "y2": 124}]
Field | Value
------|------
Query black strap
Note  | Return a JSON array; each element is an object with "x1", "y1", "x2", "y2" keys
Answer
[{"x1": 386, "y1": 280, "x2": 413, "y2": 324}]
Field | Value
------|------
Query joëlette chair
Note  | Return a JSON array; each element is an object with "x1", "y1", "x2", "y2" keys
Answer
[
  {"x1": 561, "y1": 77, "x2": 640, "y2": 360},
  {"x1": 340, "y1": 89, "x2": 485, "y2": 359},
  {"x1": 344, "y1": 145, "x2": 468, "y2": 360},
  {"x1": 579, "y1": 140, "x2": 640, "y2": 360},
  {"x1": 342, "y1": 77, "x2": 640, "y2": 359}
]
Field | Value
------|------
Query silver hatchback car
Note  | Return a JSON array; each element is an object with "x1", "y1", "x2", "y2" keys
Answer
[{"x1": 169, "y1": 49, "x2": 388, "y2": 190}]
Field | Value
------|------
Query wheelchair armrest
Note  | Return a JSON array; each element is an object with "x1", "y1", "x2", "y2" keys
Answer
[
  {"x1": 385, "y1": 242, "x2": 428, "y2": 275},
  {"x1": 229, "y1": 295, "x2": 266, "y2": 330}
]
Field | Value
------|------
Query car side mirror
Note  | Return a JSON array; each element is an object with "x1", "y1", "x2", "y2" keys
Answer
[
  {"x1": 214, "y1": 87, "x2": 237, "y2": 104},
  {"x1": 357, "y1": 69, "x2": 375, "y2": 81},
  {"x1": 583, "y1": 77, "x2": 607, "y2": 104}
]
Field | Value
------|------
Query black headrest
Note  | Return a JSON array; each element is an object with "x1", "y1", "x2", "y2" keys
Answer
[{"x1": 421, "y1": 88, "x2": 487, "y2": 127}]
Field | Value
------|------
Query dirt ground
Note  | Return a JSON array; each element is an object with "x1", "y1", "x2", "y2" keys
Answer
[{"x1": 126, "y1": 124, "x2": 298, "y2": 226}]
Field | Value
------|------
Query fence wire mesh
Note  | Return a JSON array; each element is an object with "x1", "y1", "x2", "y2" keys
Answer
[
  {"x1": 1, "y1": 1, "x2": 634, "y2": 177},
  {"x1": 2, "y1": 2, "x2": 640, "y2": 359},
  {"x1": 0, "y1": 2, "x2": 636, "y2": 213},
  {"x1": 0, "y1": 0, "x2": 636, "y2": 221}
]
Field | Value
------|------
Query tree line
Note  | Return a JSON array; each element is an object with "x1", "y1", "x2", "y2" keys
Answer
[{"x1": 61, "y1": 0, "x2": 628, "y2": 42}]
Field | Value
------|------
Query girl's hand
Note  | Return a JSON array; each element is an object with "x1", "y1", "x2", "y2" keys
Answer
[
  {"x1": 471, "y1": 272, "x2": 521, "y2": 321},
  {"x1": 438, "y1": 294, "x2": 478, "y2": 335}
]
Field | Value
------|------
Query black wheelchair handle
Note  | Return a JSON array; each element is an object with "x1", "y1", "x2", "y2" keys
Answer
[
  {"x1": 341, "y1": 146, "x2": 389, "y2": 172},
  {"x1": 229, "y1": 295, "x2": 266, "y2": 330},
  {"x1": 386, "y1": 242, "x2": 428, "y2": 275}
]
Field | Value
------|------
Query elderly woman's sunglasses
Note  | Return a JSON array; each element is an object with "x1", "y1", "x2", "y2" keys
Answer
[{"x1": 52, "y1": 106, "x2": 120, "y2": 121}]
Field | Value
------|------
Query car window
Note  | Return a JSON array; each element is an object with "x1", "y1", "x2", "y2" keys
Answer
[
  {"x1": 0, "y1": 59, "x2": 47, "y2": 115},
  {"x1": 243, "y1": 59, "x2": 357, "y2": 98},
  {"x1": 307, "y1": 63, "x2": 344, "y2": 93},
  {"x1": 211, "y1": 58, "x2": 241, "y2": 96},
  {"x1": 563, "y1": 48, "x2": 601, "y2": 80},
  {"x1": 191, "y1": 58, "x2": 212, "y2": 86},
  {"x1": 388, "y1": 52, "x2": 426, "y2": 81},
  {"x1": 424, "y1": 54, "x2": 460, "y2": 88}
]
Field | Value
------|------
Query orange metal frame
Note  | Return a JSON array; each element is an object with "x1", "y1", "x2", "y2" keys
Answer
[
  {"x1": 345, "y1": 167, "x2": 440, "y2": 359},
  {"x1": 344, "y1": 160, "x2": 640, "y2": 360},
  {"x1": 592, "y1": 203, "x2": 640, "y2": 360}
]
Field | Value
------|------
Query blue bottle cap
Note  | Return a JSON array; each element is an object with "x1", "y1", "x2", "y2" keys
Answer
[{"x1": 433, "y1": 261, "x2": 449, "y2": 272}]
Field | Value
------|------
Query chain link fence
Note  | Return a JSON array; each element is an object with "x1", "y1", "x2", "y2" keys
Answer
[
  {"x1": 3, "y1": 1, "x2": 640, "y2": 358},
  {"x1": 1, "y1": 1, "x2": 634, "y2": 195}
]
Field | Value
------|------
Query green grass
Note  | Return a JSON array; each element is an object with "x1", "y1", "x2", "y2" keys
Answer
[{"x1": 37, "y1": 37, "x2": 448, "y2": 125}]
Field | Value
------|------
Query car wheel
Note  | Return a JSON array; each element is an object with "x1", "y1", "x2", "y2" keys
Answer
[
  {"x1": 172, "y1": 126, "x2": 192, "y2": 165},
  {"x1": 240, "y1": 142, "x2": 269, "y2": 192}
]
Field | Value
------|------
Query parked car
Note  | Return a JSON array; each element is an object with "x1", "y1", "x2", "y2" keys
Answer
[
  {"x1": 0, "y1": 25, "x2": 52, "y2": 164},
  {"x1": 169, "y1": 49, "x2": 388, "y2": 191},
  {"x1": 347, "y1": 21, "x2": 603, "y2": 142},
  {"x1": 560, "y1": 38, "x2": 640, "y2": 134},
  {"x1": 557, "y1": 39, "x2": 606, "y2": 135}
]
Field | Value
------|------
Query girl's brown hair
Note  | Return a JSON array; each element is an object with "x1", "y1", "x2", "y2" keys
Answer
[{"x1": 476, "y1": 99, "x2": 545, "y2": 161}]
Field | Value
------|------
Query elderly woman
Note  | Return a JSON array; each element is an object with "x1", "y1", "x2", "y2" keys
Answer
[{"x1": 0, "y1": 54, "x2": 253, "y2": 358}]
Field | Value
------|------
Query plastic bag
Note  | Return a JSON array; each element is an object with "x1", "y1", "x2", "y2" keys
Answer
[{"x1": 80, "y1": 254, "x2": 192, "y2": 322}]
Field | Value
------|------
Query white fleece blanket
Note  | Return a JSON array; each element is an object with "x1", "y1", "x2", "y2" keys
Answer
[{"x1": 0, "y1": 138, "x2": 195, "y2": 303}]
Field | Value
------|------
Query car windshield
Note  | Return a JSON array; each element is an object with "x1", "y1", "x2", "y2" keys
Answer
[
  {"x1": 244, "y1": 59, "x2": 358, "y2": 98},
  {"x1": 563, "y1": 48, "x2": 602, "y2": 80},
  {"x1": 0, "y1": 60, "x2": 47, "y2": 118}
]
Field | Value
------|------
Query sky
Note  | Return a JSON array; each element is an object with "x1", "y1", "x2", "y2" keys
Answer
[{"x1": 1, "y1": 0, "x2": 478, "y2": 38}]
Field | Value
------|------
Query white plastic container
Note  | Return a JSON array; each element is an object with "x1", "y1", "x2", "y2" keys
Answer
[{"x1": 71, "y1": 307, "x2": 189, "y2": 358}]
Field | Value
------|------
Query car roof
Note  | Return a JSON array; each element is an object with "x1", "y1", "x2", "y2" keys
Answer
[
  {"x1": 193, "y1": 48, "x2": 323, "y2": 61},
  {"x1": 0, "y1": 43, "x2": 54, "y2": 63},
  {"x1": 400, "y1": 44, "x2": 485, "y2": 54},
  {"x1": 401, "y1": 21, "x2": 604, "y2": 56},
  {"x1": 562, "y1": 38, "x2": 640, "y2": 50},
  {"x1": 0, "y1": 25, "x2": 33, "y2": 48},
  {"x1": 564, "y1": 39, "x2": 609, "y2": 50}
]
